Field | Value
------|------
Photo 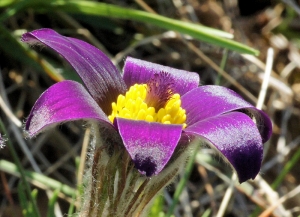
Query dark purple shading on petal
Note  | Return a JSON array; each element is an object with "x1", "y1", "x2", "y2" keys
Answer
[
  {"x1": 184, "y1": 112, "x2": 263, "y2": 183},
  {"x1": 115, "y1": 118, "x2": 182, "y2": 176},
  {"x1": 26, "y1": 80, "x2": 111, "y2": 138},
  {"x1": 21, "y1": 28, "x2": 127, "y2": 114},
  {"x1": 123, "y1": 57, "x2": 199, "y2": 96},
  {"x1": 182, "y1": 86, "x2": 272, "y2": 143}
]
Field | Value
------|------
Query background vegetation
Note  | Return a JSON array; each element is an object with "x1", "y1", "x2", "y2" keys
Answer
[{"x1": 1, "y1": 0, "x2": 300, "y2": 216}]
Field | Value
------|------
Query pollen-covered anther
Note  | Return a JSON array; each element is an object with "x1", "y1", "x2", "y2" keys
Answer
[{"x1": 108, "y1": 83, "x2": 187, "y2": 128}]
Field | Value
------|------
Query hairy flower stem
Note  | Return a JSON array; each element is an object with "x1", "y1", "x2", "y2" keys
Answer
[{"x1": 78, "y1": 123, "x2": 191, "y2": 217}]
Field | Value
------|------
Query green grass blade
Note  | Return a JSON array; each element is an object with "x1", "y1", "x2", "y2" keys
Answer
[
  {"x1": 18, "y1": 184, "x2": 39, "y2": 217},
  {"x1": 18, "y1": 182, "x2": 30, "y2": 217},
  {"x1": 49, "y1": 1, "x2": 258, "y2": 55},
  {"x1": 0, "y1": 25, "x2": 41, "y2": 70},
  {"x1": 201, "y1": 209, "x2": 212, "y2": 217},
  {"x1": 51, "y1": 1, "x2": 232, "y2": 37},
  {"x1": 271, "y1": 146, "x2": 300, "y2": 189},
  {"x1": 47, "y1": 189, "x2": 60, "y2": 217},
  {"x1": 67, "y1": 191, "x2": 77, "y2": 216},
  {"x1": 0, "y1": 25, "x2": 75, "y2": 82},
  {"x1": 0, "y1": 0, "x2": 18, "y2": 7},
  {"x1": 67, "y1": 156, "x2": 82, "y2": 216},
  {"x1": 215, "y1": 49, "x2": 229, "y2": 85},
  {"x1": 30, "y1": 189, "x2": 39, "y2": 217},
  {"x1": 3, "y1": 0, "x2": 258, "y2": 55},
  {"x1": 0, "y1": 120, "x2": 41, "y2": 217},
  {"x1": 149, "y1": 195, "x2": 164, "y2": 217},
  {"x1": 0, "y1": 0, "x2": 29, "y2": 21},
  {"x1": 165, "y1": 141, "x2": 200, "y2": 217},
  {"x1": 0, "y1": 160, "x2": 76, "y2": 197}
]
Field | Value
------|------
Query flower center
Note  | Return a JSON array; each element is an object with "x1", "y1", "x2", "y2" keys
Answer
[{"x1": 108, "y1": 82, "x2": 187, "y2": 128}]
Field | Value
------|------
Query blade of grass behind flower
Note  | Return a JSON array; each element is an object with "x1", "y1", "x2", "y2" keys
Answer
[
  {"x1": 201, "y1": 209, "x2": 212, "y2": 217},
  {"x1": 67, "y1": 154, "x2": 85, "y2": 216},
  {"x1": 2, "y1": 0, "x2": 258, "y2": 55},
  {"x1": 0, "y1": 0, "x2": 16, "y2": 7},
  {"x1": 18, "y1": 182, "x2": 31, "y2": 217},
  {"x1": 0, "y1": 0, "x2": 30, "y2": 21},
  {"x1": 0, "y1": 120, "x2": 41, "y2": 217},
  {"x1": 0, "y1": 5, "x2": 77, "y2": 83},
  {"x1": 47, "y1": 189, "x2": 60, "y2": 217},
  {"x1": 0, "y1": 160, "x2": 76, "y2": 197},
  {"x1": 149, "y1": 194, "x2": 164, "y2": 217},
  {"x1": 215, "y1": 49, "x2": 229, "y2": 85},
  {"x1": 0, "y1": 1, "x2": 64, "y2": 81},
  {"x1": 20, "y1": 43, "x2": 66, "y2": 82},
  {"x1": 165, "y1": 141, "x2": 200, "y2": 217},
  {"x1": 0, "y1": 25, "x2": 41, "y2": 70},
  {"x1": 50, "y1": 1, "x2": 258, "y2": 55},
  {"x1": 271, "y1": 147, "x2": 300, "y2": 189},
  {"x1": 67, "y1": 189, "x2": 77, "y2": 216},
  {"x1": 54, "y1": 1, "x2": 233, "y2": 38},
  {"x1": 2, "y1": 0, "x2": 232, "y2": 38},
  {"x1": 31, "y1": 189, "x2": 39, "y2": 216},
  {"x1": 0, "y1": 25, "x2": 65, "y2": 82},
  {"x1": 18, "y1": 183, "x2": 39, "y2": 217}
]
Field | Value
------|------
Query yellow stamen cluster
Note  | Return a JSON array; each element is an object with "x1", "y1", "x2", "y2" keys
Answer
[{"x1": 108, "y1": 84, "x2": 187, "y2": 128}]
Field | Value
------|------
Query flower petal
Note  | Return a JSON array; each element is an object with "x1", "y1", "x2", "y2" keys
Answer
[
  {"x1": 182, "y1": 85, "x2": 272, "y2": 143},
  {"x1": 21, "y1": 28, "x2": 126, "y2": 114},
  {"x1": 123, "y1": 57, "x2": 199, "y2": 95},
  {"x1": 184, "y1": 112, "x2": 263, "y2": 183},
  {"x1": 115, "y1": 118, "x2": 182, "y2": 176},
  {"x1": 26, "y1": 80, "x2": 111, "y2": 138}
]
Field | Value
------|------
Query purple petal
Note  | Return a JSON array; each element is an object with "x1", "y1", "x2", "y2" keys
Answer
[
  {"x1": 182, "y1": 85, "x2": 272, "y2": 143},
  {"x1": 26, "y1": 80, "x2": 111, "y2": 138},
  {"x1": 184, "y1": 112, "x2": 263, "y2": 183},
  {"x1": 123, "y1": 57, "x2": 199, "y2": 95},
  {"x1": 115, "y1": 118, "x2": 182, "y2": 176},
  {"x1": 21, "y1": 28, "x2": 126, "y2": 114}
]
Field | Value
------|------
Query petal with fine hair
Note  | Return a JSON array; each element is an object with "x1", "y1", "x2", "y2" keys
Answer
[
  {"x1": 182, "y1": 85, "x2": 272, "y2": 142},
  {"x1": 115, "y1": 118, "x2": 182, "y2": 176},
  {"x1": 0, "y1": 134, "x2": 4, "y2": 148},
  {"x1": 184, "y1": 112, "x2": 263, "y2": 183},
  {"x1": 123, "y1": 57, "x2": 199, "y2": 95},
  {"x1": 21, "y1": 28, "x2": 126, "y2": 114},
  {"x1": 26, "y1": 80, "x2": 111, "y2": 138}
]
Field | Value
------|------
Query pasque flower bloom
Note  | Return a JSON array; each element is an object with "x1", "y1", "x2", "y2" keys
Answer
[{"x1": 22, "y1": 28, "x2": 272, "y2": 183}]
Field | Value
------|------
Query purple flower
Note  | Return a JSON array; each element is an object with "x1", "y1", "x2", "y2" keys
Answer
[{"x1": 22, "y1": 28, "x2": 272, "y2": 183}]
